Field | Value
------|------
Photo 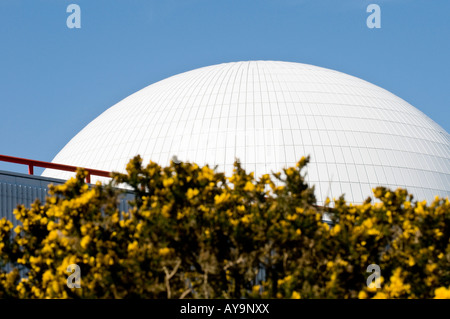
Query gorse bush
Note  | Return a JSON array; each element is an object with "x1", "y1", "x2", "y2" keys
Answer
[{"x1": 0, "y1": 155, "x2": 449, "y2": 299}]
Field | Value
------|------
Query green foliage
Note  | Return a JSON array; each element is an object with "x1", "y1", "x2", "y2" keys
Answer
[{"x1": 0, "y1": 155, "x2": 449, "y2": 299}]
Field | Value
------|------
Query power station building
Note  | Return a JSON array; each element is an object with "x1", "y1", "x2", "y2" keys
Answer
[
  {"x1": 43, "y1": 61, "x2": 450, "y2": 204},
  {"x1": 1, "y1": 61, "x2": 449, "y2": 222}
]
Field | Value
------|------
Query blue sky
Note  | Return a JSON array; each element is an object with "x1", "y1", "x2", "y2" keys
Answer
[{"x1": 0, "y1": 0, "x2": 449, "y2": 174}]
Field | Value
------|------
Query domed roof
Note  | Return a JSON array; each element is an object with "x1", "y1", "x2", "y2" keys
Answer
[{"x1": 42, "y1": 61, "x2": 450, "y2": 204}]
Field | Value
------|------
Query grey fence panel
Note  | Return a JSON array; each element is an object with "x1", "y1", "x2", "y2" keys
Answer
[{"x1": 0, "y1": 170, "x2": 133, "y2": 224}]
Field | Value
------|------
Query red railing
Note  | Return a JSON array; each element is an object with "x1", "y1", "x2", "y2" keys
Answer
[{"x1": 0, "y1": 154, "x2": 111, "y2": 183}]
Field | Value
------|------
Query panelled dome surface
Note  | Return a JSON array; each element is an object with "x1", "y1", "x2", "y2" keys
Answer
[{"x1": 42, "y1": 61, "x2": 450, "y2": 204}]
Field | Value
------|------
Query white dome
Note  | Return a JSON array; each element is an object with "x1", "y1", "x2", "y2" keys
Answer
[{"x1": 42, "y1": 61, "x2": 450, "y2": 204}]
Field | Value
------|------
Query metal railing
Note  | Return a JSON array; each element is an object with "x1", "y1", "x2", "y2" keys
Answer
[{"x1": 0, "y1": 154, "x2": 111, "y2": 183}]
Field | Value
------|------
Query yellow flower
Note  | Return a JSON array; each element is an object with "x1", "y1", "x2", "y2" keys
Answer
[
  {"x1": 47, "y1": 221, "x2": 56, "y2": 231},
  {"x1": 244, "y1": 181, "x2": 255, "y2": 192},
  {"x1": 372, "y1": 292, "x2": 387, "y2": 299},
  {"x1": 280, "y1": 275, "x2": 292, "y2": 285},
  {"x1": 385, "y1": 268, "x2": 410, "y2": 298},
  {"x1": 367, "y1": 228, "x2": 380, "y2": 236},
  {"x1": 252, "y1": 285, "x2": 261, "y2": 294},
  {"x1": 362, "y1": 218, "x2": 373, "y2": 229},
  {"x1": 414, "y1": 204, "x2": 425, "y2": 215},
  {"x1": 177, "y1": 211, "x2": 185, "y2": 220},
  {"x1": 386, "y1": 211, "x2": 393, "y2": 223},
  {"x1": 200, "y1": 166, "x2": 214, "y2": 180},
  {"x1": 158, "y1": 247, "x2": 171, "y2": 256},
  {"x1": 163, "y1": 178, "x2": 174, "y2": 187},
  {"x1": 358, "y1": 291, "x2": 368, "y2": 299},
  {"x1": 434, "y1": 287, "x2": 450, "y2": 299},
  {"x1": 330, "y1": 224, "x2": 341, "y2": 236},
  {"x1": 80, "y1": 235, "x2": 91, "y2": 249},
  {"x1": 291, "y1": 291, "x2": 301, "y2": 299},
  {"x1": 112, "y1": 213, "x2": 120, "y2": 223},
  {"x1": 296, "y1": 156, "x2": 307, "y2": 167},
  {"x1": 29, "y1": 256, "x2": 42, "y2": 265},
  {"x1": 52, "y1": 281, "x2": 60, "y2": 294},
  {"x1": 287, "y1": 214, "x2": 297, "y2": 221},
  {"x1": 434, "y1": 228, "x2": 443, "y2": 238},
  {"x1": 260, "y1": 174, "x2": 270, "y2": 183},
  {"x1": 48, "y1": 230, "x2": 59, "y2": 241},
  {"x1": 161, "y1": 205, "x2": 171, "y2": 218},
  {"x1": 128, "y1": 240, "x2": 138, "y2": 252},
  {"x1": 286, "y1": 168, "x2": 296, "y2": 176},
  {"x1": 42, "y1": 270, "x2": 53, "y2": 284},
  {"x1": 186, "y1": 188, "x2": 200, "y2": 200},
  {"x1": 374, "y1": 202, "x2": 384, "y2": 209},
  {"x1": 214, "y1": 193, "x2": 230, "y2": 205},
  {"x1": 103, "y1": 254, "x2": 114, "y2": 265},
  {"x1": 241, "y1": 215, "x2": 251, "y2": 224}
]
